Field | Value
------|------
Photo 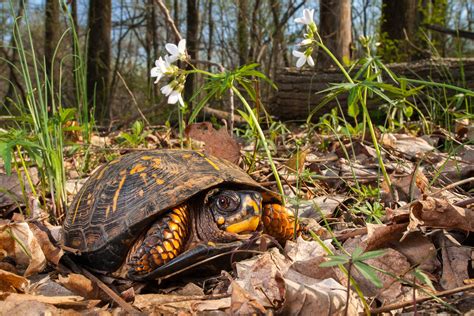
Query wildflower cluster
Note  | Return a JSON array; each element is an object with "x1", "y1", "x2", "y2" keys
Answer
[
  {"x1": 293, "y1": 8, "x2": 318, "y2": 68},
  {"x1": 151, "y1": 39, "x2": 188, "y2": 107}
]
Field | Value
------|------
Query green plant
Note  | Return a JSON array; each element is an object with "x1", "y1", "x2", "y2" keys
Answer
[
  {"x1": 117, "y1": 120, "x2": 150, "y2": 148},
  {"x1": 320, "y1": 247, "x2": 385, "y2": 315},
  {"x1": 0, "y1": 1, "x2": 92, "y2": 218},
  {"x1": 352, "y1": 201, "x2": 385, "y2": 224}
]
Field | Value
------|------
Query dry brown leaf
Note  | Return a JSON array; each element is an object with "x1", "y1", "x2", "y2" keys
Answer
[
  {"x1": 0, "y1": 292, "x2": 99, "y2": 309},
  {"x1": 343, "y1": 238, "x2": 411, "y2": 304},
  {"x1": 436, "y1": 233, "x2": 471, "y2": 290},
  {"x1": 0, "y1": 300, "x2": 60, "y2": 315},
  {"x1": 409, "y1": 196, "x2": 473, "y2": 232},
  {"x1": 383, "y1": 133, "x2": 434, "y2": 158},
  {"x1": 284, "y1": 148, "x2": 310, "y2": 173},
  {"x1": 365, "y1": 223, "x2": 408, "y2": 251},
  {"x1": 0, "y1": 221, "x2": 46, "y2": 277},
  {"x1": 229, "y1": 279, "x2": 266, "y2": 315},
  {"x1": 389, "y1": 232, "x2": 440, "y2": 273},
  {"x1": 285, "y1": 237, "x2": 338, "y2": 280},
  {"x1": 28, "y1": 222, "x2": 64, "y2": 266},
  {"x1": 0, "y1": 268, "x2": 28, "y2": 292},
  {"x1": 184, "y1": 122, "x2": 241, "y2": 164},
  {"x1": 134, "y1": 293, "x2": 230, "y2": 314},
  {"x1": 57, "y1": 273, "x2": 98, "y2": 299},
  {"x1": 234, "y1": 249, "x2": 288, "y2": 309}
]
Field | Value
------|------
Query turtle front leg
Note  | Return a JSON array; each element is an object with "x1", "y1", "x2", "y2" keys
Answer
[
  {"x1": 262, "y1": 203, "x2": 299, "y2": 243},
  {"x1": 128, "y1": 204, "x2": 190, "y2": 277}
]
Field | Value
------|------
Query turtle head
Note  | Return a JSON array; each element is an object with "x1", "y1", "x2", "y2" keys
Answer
[{"x1": 206, "y1": 189, "x2": 262, "y2": 235}]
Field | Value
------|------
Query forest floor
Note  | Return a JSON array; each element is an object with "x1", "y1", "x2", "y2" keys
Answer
[{"x1": 0, "y1": 120, "x2": 473, "y2": 315}]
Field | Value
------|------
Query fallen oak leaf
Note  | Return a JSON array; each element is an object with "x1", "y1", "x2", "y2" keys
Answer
[
  {"x1": 185, "y1": 122, "x2": 241, "y2": 164},
  {"x1": 409, "y1": 196, "x2": 473, "y2": 232}
]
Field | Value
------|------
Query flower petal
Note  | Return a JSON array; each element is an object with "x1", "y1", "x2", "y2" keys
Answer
[
  {"x1": 307, "y1": 55, "x2": 315, "y2": 67},
  {"x1": 167, "y1": 91, "x2": 180, "y2": 104},
  {"x1": 294, "y1": 17, "x2": 304, "y2": 24},
  {"x1": 178, "y1": 39, "x2": 186, "y2": 53},
  {"x1": 177, "y1": 94, "x2": 185, "y2": 107},
  {"x1": 166, "y1": 43, "x2": 179, "y2": 55},
  {"x1": 161, "y1": 84, "x2": 173, "y2": 96},
  {"x1": 296, "y1": 56, "x2": 306, "y2": 68},
  {"x1": 292, "y1": 50, "x2": 304, "y2": 57}
]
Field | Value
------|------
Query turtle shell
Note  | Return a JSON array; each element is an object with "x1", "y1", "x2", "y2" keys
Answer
[{"x1": 62, "y1": 149, "x2": 261, "y2": 272}]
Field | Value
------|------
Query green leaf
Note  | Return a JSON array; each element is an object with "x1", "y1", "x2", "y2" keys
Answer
[
  {"x1": 412, "y1": 268, "x2": 435, "y2": 290},
  {"x1": 354, "y1": 261, "x2": 383, "y2": 288},
  {"x1": 403, "y1": 106, "x2": 413, "y2": 118},
  {"x1": 351, "y1": 247, "x2": 364, "y2": 259},
  {"x1": 355, "y1": 249, "x2": 386, "y2": 262}
]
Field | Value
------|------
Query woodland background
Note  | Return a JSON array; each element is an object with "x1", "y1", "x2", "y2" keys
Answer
[{"x1": 1, "y1": 0, "x2": 472, "y2": 127}]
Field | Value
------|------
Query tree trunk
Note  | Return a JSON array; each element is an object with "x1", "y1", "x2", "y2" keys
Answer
[
  {"x1": 380, "y1": 0, "x2": 425, "y2": 62},
  {"x1": 87, "y1": 0, "x2": 112, "y2": 125},
  {"x1": 44, "y1": 0, "x2": 60, "y2": 106},
  {"x1": 185, "y1": 0, "x2": 199, "y2": 109},
  {"x1": 237, "y1": 0, "x2": 249, "y2": 65},
  {"x1": 146, "y1": 0, "x2": 158, "y2": 97},
  {"x1": 207, "y1": 0, "x2": 214, "y2": 63},
  {"x1": 319, "y1": 0, "x2": 352, "y2": 67},
  {"x1": 3, "y1": 1, "x2": 26, "y2": 111}
]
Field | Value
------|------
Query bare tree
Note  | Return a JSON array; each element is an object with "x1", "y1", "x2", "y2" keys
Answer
[
  {"x1": 237, "y1": 0, "x2": 249, "y2": 65},
  {"x1": 185, "y1": 0, "x2": 199, "y2": 108},
  {"x1": 319, "y1": 0, "x2": 352, "y2": 67},
  {"x1": 45, "y1": 0, "x2": 60, "y2": 106}
]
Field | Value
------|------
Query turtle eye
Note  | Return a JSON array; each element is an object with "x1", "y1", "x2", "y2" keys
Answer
[{"x1": 215, "y1": 193, "x2": 239, "y2": 212}]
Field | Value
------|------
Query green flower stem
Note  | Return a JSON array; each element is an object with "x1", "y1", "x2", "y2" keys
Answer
[
  {"x1": 232, "y1": 86, "x2": 285, "y2": 204},
  {"x1": 316, "y1": 42, "x2": 393, "y2": 192}
]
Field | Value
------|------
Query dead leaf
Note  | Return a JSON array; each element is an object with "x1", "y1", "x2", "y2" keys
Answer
[
  {"x1": 229, "y1": 279, "x2": 266, "y2": 315},
  {"x1": 28, "y1": 222, "x2": 64, "y2": 266},
  {"x1": 57, "y1": 273, "x2": 98, "y2": 299},
  {"x1": 284, "y1": 148, "x2": 310, "y2": 173},
  {"x1": 389, "y1": 232, "x2": 440, "y2": 273},
  {"x1": 0, "y1": 300, "x2": 59, "y2": 315},
  {"x1": 409, "y1": 196, "x2": 473, "y2": 232},
  {"x1": 134, "y1": 293, "x2": 230, "y2": 314},
  {"x1": 185, "y1": 122, "x2": 241, "y2": 164},
  {"x1": 365, "y1": 223, "x2": 408, "y2": 251},
  {"x1": 0, "y1": 268, "x2": 28, "y2": 292},
  {"x1": 0, "y1": 221, "x2": 46, "y2": 276},
  {"x1": 383, "y1": 133, "x2": 434, "y2": 158},
  {"x1": 381, "y1": 170, "x2": 429, "y2": 204},
  {"x1": 436, "y1": 232, "x2": 471, "y2": 290},
  {"x1": 0, "y1": 169, "x2": 38, "y2": 209},
  {"x1": 284, "y1": 237, "x2": 338, "y2": 280},
  {"x1": 0, "y1": 292, "x2": 99, "y2": 309},
  {"x1": 343, "y1": 238, "x2": 411, "y2": 304}
]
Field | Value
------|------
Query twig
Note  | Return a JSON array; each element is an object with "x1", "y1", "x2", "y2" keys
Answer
[
  {"x1": 154, "y1": 0, "x2": 182, "y2": 41},
  {"x1": 368, "y1": 283, "x2": 474, "y2": 314},
  {"x1": 60, "y1": 256, "x2": 141, "y2": 314},
  {"x1": 116, "y1": 71, "x2": 150, "y2": 126},
  {"x1": 429, "y1": 177, "x2": 474, "y2": 197}
]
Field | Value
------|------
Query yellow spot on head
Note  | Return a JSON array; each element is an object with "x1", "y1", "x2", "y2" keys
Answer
[
  {"x1": 183, "y1": 154, "x2": 192, "y2": 159},
  {"x1": 130, "y1": 163, "x2": 147, "y2": 175},
  {"x1": 217, "y1": 216, "x2": 225, "y2": 225},
  {"x1": 155, "y1": 178, "x2": 164, "y2": 185},
  {"x1": 141, "y1": 156, "x2": 153, "y2": 160},
  {"x1": 207, "y1": 241, "x2": 216, "y2": 247}
]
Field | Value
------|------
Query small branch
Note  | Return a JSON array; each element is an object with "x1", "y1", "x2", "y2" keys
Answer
[
  {"x1": 154, "y1": 0, "x2": 182, "y2": 41},
  {"x1": 429, "y1": 177, "x2": 474, "y2": 197},
  {"x1": 369, "y1": 283, "x2": 474, "y2": 314},
  {"x1": 424, "y1": 24, "x2": 474, "y2": 40},
  {"x1": 116, "y1": 71, "x2": 150, "y2": 126}
]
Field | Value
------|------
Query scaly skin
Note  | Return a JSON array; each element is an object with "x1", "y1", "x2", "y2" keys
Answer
[
  {"x1": 262, "y1": 203, "x2": 299, "y2": 243},
  {"x1": 129, "y1": 205, "x2": 190, "y2": 275}
]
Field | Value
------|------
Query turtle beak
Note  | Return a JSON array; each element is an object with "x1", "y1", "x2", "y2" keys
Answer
[
  {"x1": 225, "y1": 193, "x2": 262, "y2": 234},
  {"x1": 225, "y1": 215, "x2": 260, "y2": 234}
]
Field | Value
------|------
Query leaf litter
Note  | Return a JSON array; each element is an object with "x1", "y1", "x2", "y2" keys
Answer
[{"x1": 0, "y1": 124, "x2": 473, "y2": 315}]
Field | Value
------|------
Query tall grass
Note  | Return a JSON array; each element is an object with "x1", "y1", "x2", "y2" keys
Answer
[{"x1": 0, "y1": 0, "x2": 92, "y2": 220}]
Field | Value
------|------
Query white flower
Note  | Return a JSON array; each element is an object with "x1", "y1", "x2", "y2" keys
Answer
[
  {"x1": 161, "y1": 82, "x2": 184, "y2": 107},
  {"x1": 292, "y1": 50, "x2": 314, "y2": 68},
  {"x1": 165, "y1": 39, "x2": 187, "y2": 62},
  {"x1": 295, "y1": 8, "x2": 314, "y2": 25},
  {"x1": 299, "y1": 38, "x2": 313, "y2": 46}
]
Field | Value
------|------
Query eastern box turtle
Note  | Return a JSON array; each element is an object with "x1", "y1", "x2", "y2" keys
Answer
[{"x1": 63, "y1": 150, "x2": 297, "y2": 281}]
